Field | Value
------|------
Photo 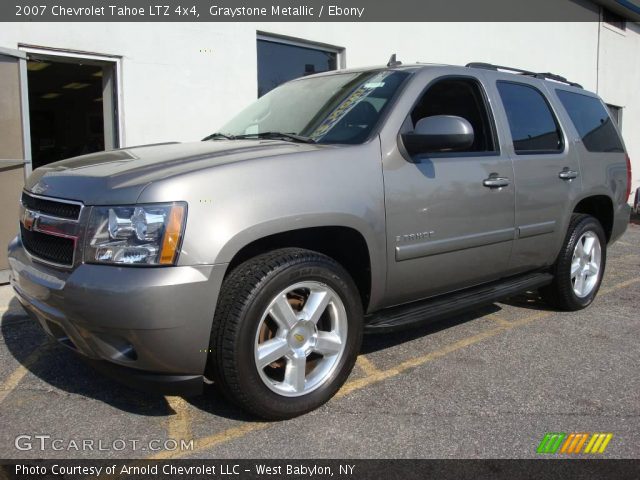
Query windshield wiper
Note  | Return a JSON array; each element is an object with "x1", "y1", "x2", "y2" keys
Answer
[
  {"x1": 234, "y1": 132, "x2": 316, "y2": 144},
  {"x1": 202, "y1": 132, "x2": 237, "y2": 141}
]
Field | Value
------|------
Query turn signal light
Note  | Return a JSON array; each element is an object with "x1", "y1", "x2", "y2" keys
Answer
[{"x1": 160, "y1": 205, "x2": 186, "y2": 265}]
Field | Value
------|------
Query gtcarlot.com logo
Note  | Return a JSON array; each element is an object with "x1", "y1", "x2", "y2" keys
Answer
[
  {"x1": 14, "y1": 435, "x2": 194, "y2": 452},
  {"x1": 537, "y1": 432, "x2": 613, "y2": 455}
]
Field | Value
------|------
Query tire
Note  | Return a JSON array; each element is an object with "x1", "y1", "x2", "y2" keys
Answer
[
  {"x1": 540, "y1": 214, "x2": 607, "y2": 311},
  {"x1": 207, "y1": 248, "x2": 363, "y2": 420}
]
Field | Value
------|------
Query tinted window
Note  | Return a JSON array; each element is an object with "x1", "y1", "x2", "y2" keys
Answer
[
  {"x1": 257, "y1": 39, "x2": 337, "y2": 97},
  {"x1": 557, "y1": 90, "x2": 624, "y2": 153},
  {"x1": 497, "y1": 82, "x2": 563, "y2": 154},
  {"x1": 410, "y1": 77, "x2": 497, "y2": 153}
]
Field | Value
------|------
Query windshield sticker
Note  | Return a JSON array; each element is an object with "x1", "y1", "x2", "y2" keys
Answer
[{"x1": 309, "y1": 71, "x2": 393, "y2": 141}]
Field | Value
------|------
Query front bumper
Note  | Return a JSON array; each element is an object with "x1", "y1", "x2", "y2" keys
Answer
[{"x1": 8, "y1": 236, "x2": 227, "y2": 396}]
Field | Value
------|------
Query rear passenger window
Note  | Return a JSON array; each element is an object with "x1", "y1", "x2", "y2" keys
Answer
[
  {"x1": 556, "y1": 90, "x2": 624, "y2": 153},
  {"x1": 497, "y1": 82, "x2": 563, "y2": 154}
]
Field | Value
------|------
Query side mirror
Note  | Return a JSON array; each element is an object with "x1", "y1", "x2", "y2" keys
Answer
[{"x1": 402, "y1": 115, "x2": 474, "y2": 156}]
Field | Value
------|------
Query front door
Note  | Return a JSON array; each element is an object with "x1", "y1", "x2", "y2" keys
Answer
[{"x1": 382, "y1": 75, "x2": 515, "y2": 307}]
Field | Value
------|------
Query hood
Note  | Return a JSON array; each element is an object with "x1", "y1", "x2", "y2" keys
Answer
[{"x1": 25, "y1": 140, "x2": 325, "y2": 205}]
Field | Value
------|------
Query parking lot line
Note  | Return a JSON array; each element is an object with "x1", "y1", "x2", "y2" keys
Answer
[
  {"x1": 614, "y1": 240, "x2": 635, "y2": 247},
  {"x1": 152, "y1": 274, "x2": 639, "y2": 458},
  {"x1": 337, "y1": 325, "x2": 507, "y2": 398},
  {"x1": 154, "y1": 325, "x2": 510, "y2": 460},
  {"x1": 608, "y1": 253, "x2": 640, "y2": 263},
  {"x1": 598, "y1": 277, "x2": 640, "y2": 295},
  {"x1": 165, "y1": 396, "x2": 193, "y2": 444},
  {"x1": 486, "y1": 313, "x2": 514, "y2": 327},
  {"x1": 0, "y1": 342, "x2": 49, "y2": 405},
  {"x1": 356, "y1": 355, "x2": 381, "y2": 376},
  {"x1": 509, "y1": 310, "x2": 552, "y2": 326}
]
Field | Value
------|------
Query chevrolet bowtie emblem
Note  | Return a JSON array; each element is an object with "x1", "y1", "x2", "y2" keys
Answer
[
  {"x1": 293, "y1": 334, "x2": 305, "y2": 342},
  {"x1": 22, "y1": 209, "x2": 39, "y2": 231}
]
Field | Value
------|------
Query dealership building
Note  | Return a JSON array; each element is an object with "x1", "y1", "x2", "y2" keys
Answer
[{"x1": 0, "y1": 0, "x2": 639, "y2": 279}]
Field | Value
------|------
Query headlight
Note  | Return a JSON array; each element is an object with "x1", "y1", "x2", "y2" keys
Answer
[{"x1": 85, "y1": 203, "x2": 187, "y2": 265}]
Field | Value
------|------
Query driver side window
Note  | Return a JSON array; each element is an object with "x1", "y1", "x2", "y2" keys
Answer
[{"x1": 409, "y1": 77, "x2": 498, "y2": 153}]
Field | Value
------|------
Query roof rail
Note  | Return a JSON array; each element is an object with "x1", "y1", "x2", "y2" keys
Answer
[{"x1": 465, "y1": 62, "x2": 583, "y2": 89}]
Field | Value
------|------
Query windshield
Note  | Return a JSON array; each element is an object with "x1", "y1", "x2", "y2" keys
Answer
[{"x1": 216, "y1": 70, "x2": 410, "y2": 144}]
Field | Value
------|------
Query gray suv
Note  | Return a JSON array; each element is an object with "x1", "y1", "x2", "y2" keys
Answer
[{"x1": 8, "y1": 61, "x2": 631, "y2": 419}]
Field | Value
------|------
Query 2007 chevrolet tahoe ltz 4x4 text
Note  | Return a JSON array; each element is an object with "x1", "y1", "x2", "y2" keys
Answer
[{"x1": 8, "y1": 61, "x2": 631, "y2": 419}]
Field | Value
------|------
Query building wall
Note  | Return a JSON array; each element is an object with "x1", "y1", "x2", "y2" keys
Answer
[
  {"x1": 1, "y1": 16, "x2": 638, "y2": 198},
  {"x1": 597, "y1": 21, "x2": 640, "y2": 198}
]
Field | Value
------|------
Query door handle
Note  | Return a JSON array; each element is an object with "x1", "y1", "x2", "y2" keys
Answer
[
  {"x1": 483, "y1": 176, "x2": 510, "y2": 188},
  {"x1": 559, "y1": 168, "x2": 578, "y2": 180}
]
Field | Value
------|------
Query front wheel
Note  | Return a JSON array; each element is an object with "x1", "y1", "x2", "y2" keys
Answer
[
  {"x1": 541, "y1": 214, "x2": 607, "y2": 311},
  {"x1": 208, "y1": 248, "x2": 363, "y2": 420}
]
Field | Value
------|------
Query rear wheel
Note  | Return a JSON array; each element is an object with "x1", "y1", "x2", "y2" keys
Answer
[
  {"x1": 208, "y1": 248, "x2": 363, "y2": 419},
  {"x1": 541, "y1": 214, "x2": 607, "y2": 311}
]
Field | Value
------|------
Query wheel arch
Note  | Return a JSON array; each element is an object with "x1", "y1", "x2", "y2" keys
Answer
[
  {"x1": 572, "y1": 194, "x2": 614, "y2": 242},
  {"x1": 220, "y1": 223, "x2": 377, "y2": 311}
]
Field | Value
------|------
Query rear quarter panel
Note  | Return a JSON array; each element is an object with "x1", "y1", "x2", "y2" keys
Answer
[{"x1": 548, "y1": 86, "x2": 630, "y2": 242}]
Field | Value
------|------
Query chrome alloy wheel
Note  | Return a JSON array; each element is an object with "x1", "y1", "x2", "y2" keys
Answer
[
  {"x1": 571, "y1": 231, "x2": 602, "y2": 298},
  {"x1": 254, "y1": 281, "x2": 348, "y2": 397}
]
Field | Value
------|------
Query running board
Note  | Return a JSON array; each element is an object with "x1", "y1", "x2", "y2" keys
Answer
[{"x1": 364, "y1": 272, "x2": 553, "y2": 334}]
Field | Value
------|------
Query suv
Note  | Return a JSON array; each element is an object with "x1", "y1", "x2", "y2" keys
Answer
[{"x1": 8, "y1": 61, "x2": 631, "y2": 419}]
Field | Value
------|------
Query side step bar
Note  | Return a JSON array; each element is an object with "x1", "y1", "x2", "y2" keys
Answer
[{"x1": 364, "y1": 272, "x2": 553, "y2": 334}]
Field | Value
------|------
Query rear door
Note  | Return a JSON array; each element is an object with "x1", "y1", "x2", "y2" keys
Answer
[{"x1": 489, "y1": 77, "x2": 582, "y2": 273}]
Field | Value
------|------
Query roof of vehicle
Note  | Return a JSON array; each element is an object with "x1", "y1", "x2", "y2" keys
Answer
[{"x1": 301, "y1": 61, "x2": 588, "y2": 93}]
